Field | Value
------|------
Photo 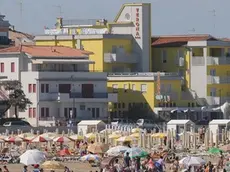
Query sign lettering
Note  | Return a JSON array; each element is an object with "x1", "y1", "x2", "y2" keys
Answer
[{"x1": 135, "y1": 8, "x2": 141, "y2": 39}]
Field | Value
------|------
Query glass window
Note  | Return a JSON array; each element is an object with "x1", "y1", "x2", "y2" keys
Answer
[
  {"x1": 161, "y1": 49, "x2": 167, "y2": 63},
  {"x1": 112, "y1": 84, "x2": 118, "y2": 93},
  {"x1": 141, "y1": 84, "x2": 147, "y2": 93},
  {"x1": 132, "y1": 84, "x2": 136, "y2": 91}
]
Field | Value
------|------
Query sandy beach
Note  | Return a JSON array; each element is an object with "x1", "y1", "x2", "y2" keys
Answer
[{"x1": 0, "y1": 162, "x2": 99, "y2": 172}]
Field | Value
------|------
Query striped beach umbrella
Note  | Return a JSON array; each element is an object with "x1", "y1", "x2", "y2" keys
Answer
[
  {"x1": 80, "y1": 154, "x2": 101, "y2": 162},
  {"x1": 53, "y1": 136, "x2": 71, "y2": 143},
  {"x1": 31, "y1": 136, "x2": 52, "y2": 143},
  {"x1": 4, "y1": 136, "x2": 23, "y2": 142}
]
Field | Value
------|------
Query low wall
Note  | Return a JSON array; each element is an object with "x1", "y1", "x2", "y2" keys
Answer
[{"x1": 0, "y1": 126, "x2": 78, "y2": 134}]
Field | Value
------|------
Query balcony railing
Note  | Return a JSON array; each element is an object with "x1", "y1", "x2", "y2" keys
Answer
[
  {"x1": 207, "y1": 76, "x2": 230, "y2": 84},
  {"x1": 207, "y1": 56, "x2": 230, "y2": 65},
  {"x1": 192, "y1": 56, "x2": 205, "y2": 66},
  {"x1": 108, "y1": 72, "x2": 180, "y2": 77},
  {"x1": 206, "y1": 96, "x2": 230, "y2": 105},
  {"x1": 157, "y1": 91, "x2": 179, "y2": 101},
  {"x1": 104, "y1": 52, "x2": 138, "y2": 63},
  {"x1": 39, "y1": 92, "x2": 117, "y2": 102}
]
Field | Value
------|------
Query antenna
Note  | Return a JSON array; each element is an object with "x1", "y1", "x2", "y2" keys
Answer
[
  {"x1": 17, "y1": 0, "x2": 23, "y2": 30},
  {"x1": 53, "y1": 5, "x2": 63, "y2": 17},
  {"x1": 188, "y1": 28, "x2": 196, "y2": 33},
  {"x1": 209, "y1": 9, "x2": 216, "y2": 35}
]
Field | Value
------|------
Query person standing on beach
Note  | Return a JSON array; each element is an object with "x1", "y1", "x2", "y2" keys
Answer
[{"x1": 124, "y1": 152, "x2": 131, "y2": 168}]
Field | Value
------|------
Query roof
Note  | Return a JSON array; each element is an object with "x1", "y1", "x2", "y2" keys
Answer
[
  {"x1": 0, "y1": 45, "x2": 93, "y2": 57},
  {"x1": 77, "y1": 120, "x2": 105, "y2": 126},
  {"x1": 209, "y1": 120, "x2": 230, "y2": 125},
  {"x1": 8, "y1": 29, "x2": 34, "y2": 41},
  {"x1": 167, "y1": 120, "x2": 194, "y2": 125},
  {"x1": 152, "y1": 34, "x2": 218, "y2": 47}
]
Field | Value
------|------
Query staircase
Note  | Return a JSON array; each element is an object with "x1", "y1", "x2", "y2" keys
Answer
[{"x1": 189, "y1": 89, "x2": 207, "y2": 106}]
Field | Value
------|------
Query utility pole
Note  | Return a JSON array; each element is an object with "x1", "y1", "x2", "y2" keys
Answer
[
  {"x1": 54, "y1": 5, "x2": 63, "y2": 17},
  {"x1": 209, "y1": 9, "x2": 216, "y2": 36}
]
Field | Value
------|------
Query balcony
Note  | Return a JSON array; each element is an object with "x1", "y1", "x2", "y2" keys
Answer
[
  {"x1": 104, "y1": 52, "x2": 138, "y2": 63},
  {"x1": 158, "y1": 91, "x2": 179, "y2": 101},
  {"x1": 192, "y1": 56, "x2": 205, "y2": 66},
  {"x1": 39, "y1": 92, "x2": 117, "y2": 103},
  {"x1": 207, "y1": 57, "x2": 230, "y2": 65},
  {"x1": 206, "y1": 96, "x2": 230, "y2": 105},
  {"x1": 207, "y1": 76, "x2": 230, "y2": 84}
]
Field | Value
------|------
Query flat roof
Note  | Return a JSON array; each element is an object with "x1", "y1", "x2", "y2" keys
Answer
[
  {"x1": 209, "y1": 120, "x2": 230, "y2": 125},
  {"x1": 167, "y1": 120, "x2": 194, "y2": 125},
  {"x1": 78, "y1": 120, "x2": 105, "y2": 125}
]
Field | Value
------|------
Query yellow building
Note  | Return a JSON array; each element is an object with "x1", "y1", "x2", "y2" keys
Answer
[
  {"x1": 107, "y1": 72, "x2": 197, "y2": 120},
  {"x1": 35, "y1": 3, "x2": 152, "y2": 73},
  {"x1": 152, "y1": 34, "x2": 230, "y2": 118}
]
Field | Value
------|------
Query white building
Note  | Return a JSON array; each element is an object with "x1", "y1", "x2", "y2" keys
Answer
[{"x1": 0, "y1": 45, "x2": 117, "y2": 126}]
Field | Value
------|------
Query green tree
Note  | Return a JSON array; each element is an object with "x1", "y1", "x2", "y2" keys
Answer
[{"x1": 1, "y1": 80, "x2": 32, "y2": 118}]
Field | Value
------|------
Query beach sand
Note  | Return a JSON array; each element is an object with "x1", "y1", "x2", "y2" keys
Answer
[{"x1": 0, "y1": 162, "x2": 99, "y2": 172}]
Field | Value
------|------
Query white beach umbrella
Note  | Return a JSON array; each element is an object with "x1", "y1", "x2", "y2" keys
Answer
[
  {"x1": 20, "y1": 149, "x2": 46, "y2": 165},
  {"x1": 179, "y1": 156, "x2": 206, "y2": 166},
  {"x1": 107, "y1": 146, "x2": 129, "y2": 155}
]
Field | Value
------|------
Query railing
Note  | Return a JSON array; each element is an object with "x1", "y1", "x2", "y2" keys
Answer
[
  {"x1": 207, "y1": 76, "x2": 230, "y2": 84},
  {"x1": 207, "y1": 56, "x2": 230, "y2": 65},
  {"x1": 104, "y1": 53, "x2": 138, "y2": 63},
  {"x1": 159, "y1": 91, "x2": 179, "y2": 101},
  {"x1": 69, "y1": 92, "x2": 108, "y2": 98},
  {"x1": 192, "y1": 56, "x2": 205, "y2": 66},
  {"x1": 206, "y1": 96, "x2": 230, "y2": 105},
  {"x1": 62, "y1": 19, "x2": 98, "y2": 26},
  {"x1": 108, "y1": 72, "x2": 180, "y2": 77}
]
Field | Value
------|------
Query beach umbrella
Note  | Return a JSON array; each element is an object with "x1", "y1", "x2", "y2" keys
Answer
[
  {"x1": 107, "y1": 146, "x2": 129, "y2": 156},
  {"x1": 124, "y1": 147, "x2": 148, "y2": 158},
  {"x1": 100, "y1": 129, "x2": 112, "y2": 134},
  {"x1": 69, "y1": 134, "x2": 84, "y2": 141},
  {"x1": 58, "y1": 148, "x2": 71, "y2": 156},
  {"x1": 130, "y1": 133, "x2": 140, "y2": 138},
  {"x1": 131, "y1": 128, "x2": 143, "y2": 133},
  {"x1": 151, "y1": 133, "x2": 166, "y2": 138},
  {"x1": 18, "y1": 133, "x2": 34, "y2": 139},
  {"x1": 4, "y1": 136, "x2": 23, "y2": 142},
  {"x1": 85, "y1": 133, "x2": 96, "y2": 139},
  {"x1": 208, "y1": 147, "x2": 223, "y2": 154},
  {"x1": 20, "y1": 149, "x2": 46, "y2": 165},
  {"x1": 116, "y1": 136, "x2": 137, "y2": 142},
  {"x1": 31, "y1": 136, "x2": 52, "y2": 143},
  {"x1": 108, "y1": 133, "x2": 122, "y2": 139},
  {"x1": 41, "y1": 161, "x2": 65, "y2": 170},
  {"x1": 53, "y1": 136, "x2": 71, "y2": 143},
  {"x1": 40, "y1": 132, "x2": 57, "y2": 139},
  {"x1": 220, "y1": 144, "x2": 230, "y2": 152},
  {"x1": 80, "y1": 154, "x2": 101, "y2": 162},
  {"x1": 87, "y1": 142, "x2": 109, "y2": 154},
  {"x1": 179, "y1": 156, "x2": 206, "y2": 166}
]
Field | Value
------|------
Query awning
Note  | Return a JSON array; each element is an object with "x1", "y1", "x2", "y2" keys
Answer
[{"x1": 31, "y1": 59, "x2": 95, "y2": 64}]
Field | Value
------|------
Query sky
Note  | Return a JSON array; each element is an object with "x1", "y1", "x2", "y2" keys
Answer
[{"x1": 0, "y1": 0, "x2": 229, "y2": 37}]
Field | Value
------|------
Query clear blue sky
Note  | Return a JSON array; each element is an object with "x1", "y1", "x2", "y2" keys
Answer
[{"x1": 0, "y1": 0, "x2": 229, "y2": 37}]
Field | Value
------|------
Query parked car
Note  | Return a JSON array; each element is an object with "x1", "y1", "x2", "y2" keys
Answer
[{"x1": 3, "y1": 120, "x2": 31, "y2": 127}]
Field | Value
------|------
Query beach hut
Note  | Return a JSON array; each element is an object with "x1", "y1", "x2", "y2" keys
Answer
[
  {"x1": 77, "y1": 120, "x2": 106, "y2": 135},
  {"x1": 167, "y1": 120, "x2": 195, "y2": 134},
  {"x1": 209, "y1": 120, "x2": 230, "y2": 142}
]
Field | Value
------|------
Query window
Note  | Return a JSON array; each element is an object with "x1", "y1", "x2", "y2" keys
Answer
[
  {"x1": 0, "y1": 63, "x2": 4, "y2": 72},
  {"x1": 11, "y1": 62, "x2": 15, "y2": 72},
  {"x1": 28, "y1": 108, "x2": 32, "y2": 118},
  {"x1": 118, "y1": 103, "x2": 121, "y2": 108},
  {"x1": 41, "y1": 84, "x2": 49, "y2": 93},
  {"x1": 166, "y1": 84, "x2": 172, "y2": 92},
  {"x1": 160, "y1": 84, "x2": 165, "y2": 92},
  {"x1": 41, "y1": 108, "x2": 45, "y2": 118},
  {"x1": 80, "y1": 105, "x2": 85, "y2": 110},
  {"x1": 112, "y1": 45, "x2": 117, "y2": 53},
  {"x1": 114, "y1": 103, "x2": 117, "y2": 108},
  {"x1": 124, "y1": 84, "x2": 128, "y2": 92},
  {"x1": 40, "y1": 107, "x2": 49, "y2": 118},
  {"x1": 96, "y1": 108, "x2": 99, "y2": 118},
  {"x1": 59, "y1": 84, "x2": 71, "y2": 93},
  {"x1": 28, "y1": 84, "x2": 32, "y2": 93},
  {"x1": 210, "y1": 88, "x2": 216, "y2": 96},
  {"x1": 33, "y1": 108, "x2": 36, "y2": 118},
  {"x1": 188, "y1": 102, "x2": 190, "y2": 107},
  {"x1": 45, "y1": 108, "x2": 49, "y2": 117},
  {"x1": 92, "y1": 108, "x2": 95, "y2": 118},
  {"x1": 132, "y1": 84, "x2": 136, "y2": 91},
  {"x1": 112, "y1": 84, "x2": 118, "y2": 93},
  {"x1": 33, "y1": 84, "x2": 36, "y2": 93},
  {"x1": 141, "y1": 84, "x2": 147, "y2": 93},
  {"x1": 173, "y1": 102, "x2": 176, "y2": 107},
  {"x1": 210, "y1": 69, "x2": 216, "y2": 76},
  {"x1": 122, "y1": 103, "x2": 125, "y2": 108},
  {"x1": 161, "y1": 50, "x2": 167, "y2": 63}
]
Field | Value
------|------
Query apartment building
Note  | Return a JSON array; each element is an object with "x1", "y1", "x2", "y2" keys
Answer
[{"x1": 0, "y1": 45, "x2": 117, "y2": 126}]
